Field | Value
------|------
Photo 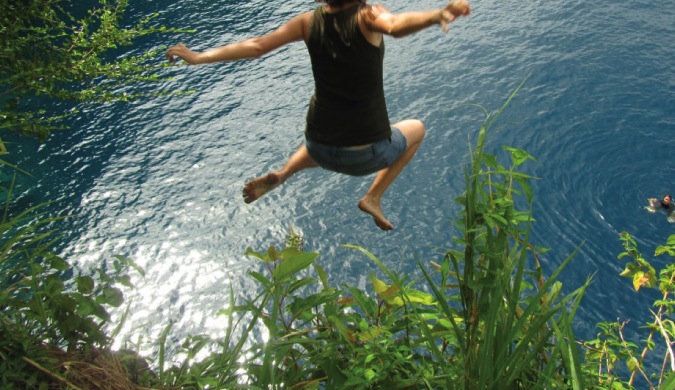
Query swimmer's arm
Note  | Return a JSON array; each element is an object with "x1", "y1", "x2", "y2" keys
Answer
[
  {"x1": 167, "y1": 12, "x2": 311, "y2": 64},
  {"x1": 362, "y1": 0, "x2": 470, "y2": 38}
]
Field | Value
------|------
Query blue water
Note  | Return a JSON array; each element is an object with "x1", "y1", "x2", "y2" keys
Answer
[{"x1": 7, "y1": 0, "x2": 675, "y2": 373}]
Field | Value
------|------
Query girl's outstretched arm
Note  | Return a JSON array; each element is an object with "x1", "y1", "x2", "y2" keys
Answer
[
  {"x1": 362, "y1": 0, "x2": 470, "y2": 38},
  {"x1": 167, "y1": 11, "x2": 311, "y2": 65}
]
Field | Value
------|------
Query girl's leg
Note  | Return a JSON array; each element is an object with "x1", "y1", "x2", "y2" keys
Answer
[
  {"x1": 358, "y1": 119, "x2": 426, "y2": 230},
  {"x1": 243, "y1": 144, "x2": 318, "y2": 204}
]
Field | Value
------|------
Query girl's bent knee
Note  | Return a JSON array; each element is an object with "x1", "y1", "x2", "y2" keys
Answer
[
  {"x1": 395, "y1": 119, "x2": 425, "y2": 144},
  {"x1": 411, "y1": 119, "x2": 426, "y2": 136}
]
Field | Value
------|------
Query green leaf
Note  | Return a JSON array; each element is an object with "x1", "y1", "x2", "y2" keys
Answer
[
  {"x1": 503, "y1": 146, "x2": 536, "y2": 167},
  {"x1": 626, "y1": 356, "x2": 640, "y2": 372},
  {"x1": 113, "y1": 254, "x2": 145, "y2": 277},
  {"x1": 116, "y1": 274, "x2": 133, "y2": 288},
  {"x1": 405, "y1": 289, "x2": 435, "y2": 305},
  {"x1": 75, "y1": 295, "x2": 110, "y2": 321},
  {"x1": 267, "y1": 245, "x2": 279, "y2": 261},
  {"x1": 272, "y1": 251, "x2": 318, "y2": 281},
  {"x1": 245, "y1": 247, "x2": 269, "y2": 262},
  {"x1": 287, "y1": 277, "x2": 316, "y2": 294},
  {"x1": 98, "y1": 286, "x2": 124, "y2": 307},
  {"x1": 46, "y1": 253, "x2": 70, "y2": 271},
  {"x1": 489, "y1": 213, "x2": 508, "y2": 226},
  {"x1": 667, "y1": 234, "x2": 675, "y2": 246},
  {"x1": 481, "y1": 153, "x2": 499, "y2": 169},
  {"x1": 515, "y1": 176, "x2": 534, "y2": 203},
  {"x1": 76, "y1": 276, "x2": 95, "y2": 294},
  {"x1": 370, "y1": 274, "x2": 388, "y2": 294},
  {"x1": 655, "y1": 245, "x2": 675, "y2": 257},
  {"x1": 247, "y1": 271, "x2": 270, "y2": 289},
  {"x1": 45, "y1": 274, "x2": 65, "y2": 295},
  {"x1": 661, "y1": 373, "x2": 675, "y2": 390},
  {"x1": 619, "y1": 263, "x2": 636, "y2": 277},
  {"x1": 314, "y1": 263, "x2": 329, "y2": 288}
]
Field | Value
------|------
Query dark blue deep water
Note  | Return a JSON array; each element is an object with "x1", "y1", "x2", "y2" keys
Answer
[{"x1": 7, "y1": 0, "x2": 675, "y2": 375}]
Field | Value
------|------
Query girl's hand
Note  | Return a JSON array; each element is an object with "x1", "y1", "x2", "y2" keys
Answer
[
  {"x1": 440, "y1": 0, "x2": 470, "y2": 32},
  {"x1": 167, "y1": 43, "x2": 198, "y2": 64}
]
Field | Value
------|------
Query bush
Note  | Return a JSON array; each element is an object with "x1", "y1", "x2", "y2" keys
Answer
[{"x1": 0, "y1": 177, "x2": 144, "y2": 388}]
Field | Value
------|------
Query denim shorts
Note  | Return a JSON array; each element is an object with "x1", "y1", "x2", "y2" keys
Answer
[{"x1": 305, "y1": 128, "x2": 407, "y2": 176}]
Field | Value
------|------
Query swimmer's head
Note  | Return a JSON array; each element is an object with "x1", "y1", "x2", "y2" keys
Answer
[{"x1": 664, "y1": 194, "x2": 672, "y2": 204}]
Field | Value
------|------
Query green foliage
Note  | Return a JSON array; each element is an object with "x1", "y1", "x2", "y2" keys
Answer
[
  {"x1": 422, "y1": 80, "x2": 587, "y2": 389},
  {"x1": 1, "y1": 0, "x2": 188, "y2": 142},
  {"x1": 582, "y1": 232, "x2": 675, "y2": 389},
  {"x1": 0, "y1": 179, "x2": 143, "y2": 388},
  {"x1": 618, "y1": 232, "x2": 657, "y2": 291}
]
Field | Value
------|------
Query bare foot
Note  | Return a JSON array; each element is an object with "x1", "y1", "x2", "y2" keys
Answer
[
  {"x1": 358, "y1": 197, "x2": 394, "y2": 231},
  {"x1": 243, "y1": 172, "x2": 283, "y2": 204}
]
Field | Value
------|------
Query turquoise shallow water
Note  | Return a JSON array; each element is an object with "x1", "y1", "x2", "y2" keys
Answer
[{"x1": 6, "y1": 0, "x2": 675, "y2": 371}]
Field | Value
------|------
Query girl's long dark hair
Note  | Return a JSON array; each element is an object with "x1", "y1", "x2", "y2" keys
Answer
[{"x1": 316, "y1": 0, "x2": 365, "y2": 6}]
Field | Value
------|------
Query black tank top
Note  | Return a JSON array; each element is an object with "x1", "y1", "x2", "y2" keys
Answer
[{"x1": 305, "y1": 5, "x2": 391, "y2": 146}]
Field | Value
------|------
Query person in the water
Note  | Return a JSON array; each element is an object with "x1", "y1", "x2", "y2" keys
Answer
[
  {"x1": 166, "y1": 0, "x2": 471, "y2": 230},
  {"x1": 648, "y1": 194, "x2": 673, "y2": 217}
]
